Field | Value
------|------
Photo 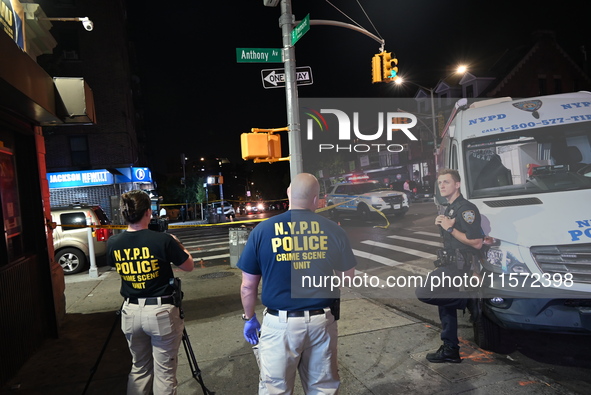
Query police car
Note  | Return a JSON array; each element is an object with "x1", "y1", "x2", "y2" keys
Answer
[
  {"x1": 325, "y1": 181, "x2": 409, "y2": 221},
  {"x1": 210, "y1": 201, "x2": 236, "y2": 219}
]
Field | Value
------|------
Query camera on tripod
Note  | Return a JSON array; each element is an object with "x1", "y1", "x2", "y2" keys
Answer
[{"x1": 149, "y1": 218, "x2": 168, "y2": 232}]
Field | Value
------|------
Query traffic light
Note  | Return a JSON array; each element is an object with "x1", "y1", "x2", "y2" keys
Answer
[
  {"x1": 372, "y1": 53, "x2": 383, "y2": 83},
  {"x1": 382, "y1": 52, "x2": 398, "y2": 82},
  {"x1": 241, "y1": 131, "x2": 283, "y2": 162}
]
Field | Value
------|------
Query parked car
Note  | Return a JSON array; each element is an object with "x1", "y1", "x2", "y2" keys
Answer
[
  {"x1": 210, "y1": 201, "x2": 236, "y2": 219},
  {"x1": 50, "y1": 204, "x2": 113, "y2": 275},
  {"x1": 411, "y1": 185, "x2": 435, "y2": 202},
  {"x1": 325, "y1": 180, "x2": 409, "y2": 221}
]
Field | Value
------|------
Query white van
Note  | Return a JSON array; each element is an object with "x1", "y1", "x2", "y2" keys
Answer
[{"x1": 436, "y1": 92, "x2": 591, "y2": 351}]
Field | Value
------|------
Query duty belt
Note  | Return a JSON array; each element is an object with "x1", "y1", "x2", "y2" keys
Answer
[
  {"x1": 126, "y1": 296, "x2": 174, "y2": 305},
  {"x1": 266, "y1": 308, "x2": 326, "y2": 318}
]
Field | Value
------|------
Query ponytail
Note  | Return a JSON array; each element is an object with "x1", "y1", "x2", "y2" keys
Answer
[{"x1": 120, "y1": 190, "x2": 151, "y2": 224}]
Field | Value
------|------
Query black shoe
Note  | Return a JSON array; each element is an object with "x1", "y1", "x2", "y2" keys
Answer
[
  {"x1": 426, "y1": 344, "x2": 461, "y2": 363},
  {"x1": 466, "y1": 298, "x2": 480, "y2": 323}
]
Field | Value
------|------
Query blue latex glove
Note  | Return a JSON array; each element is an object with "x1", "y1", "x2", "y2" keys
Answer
[{"x1": 243, "y1": 314, "x2": 261, "y2": 345}]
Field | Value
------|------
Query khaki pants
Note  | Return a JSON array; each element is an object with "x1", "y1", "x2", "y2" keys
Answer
[
  {"x1": 121, "y1": 299, "x2": 184, "y2": 395},
  {"x1": 258, "y1": 309, "x2": 340, "y2": 395}
]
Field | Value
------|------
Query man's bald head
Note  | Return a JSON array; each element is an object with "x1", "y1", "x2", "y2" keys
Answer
[{"x1": 288, "y1": 173, "x2": 320, "y2": 211}]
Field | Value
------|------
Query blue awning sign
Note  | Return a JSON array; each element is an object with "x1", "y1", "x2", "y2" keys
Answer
[{"x1": 47, "y1": 167, "x2": 152, "y2": 188}]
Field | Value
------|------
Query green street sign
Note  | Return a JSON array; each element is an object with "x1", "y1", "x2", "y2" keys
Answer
[
  {"x1": 236, "y1": 48, "x2": 282, "y2": 63},
  {"x1": 291, "y1": 14, "x2": 310, "y2": 45}
]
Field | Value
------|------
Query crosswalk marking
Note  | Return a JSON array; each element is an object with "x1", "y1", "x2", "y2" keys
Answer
[
  {"x1": 175, "y1": 227, "x2": 439, "y2": 277},
  {"x1": 182, "y1": 239, "x2": 228, "y2": 247},
  {"x1": 192, "y1": 253, "x2": 230, "y2": 261},
  {"x1": 353, "y1": 249, "x2": 430, "y2": 276},
  {"x1": 412, "y1": 231, "x2": 440, "y2": 237},
  {"x1": 188, "y1": 246, "x2": 228, "y2": 254},
  {"x1": 387, "y1": 235, "x2": 443, "y2": 247},
  {"x1": 361, "y1": 240, "x2": 437, "y2": 260}
]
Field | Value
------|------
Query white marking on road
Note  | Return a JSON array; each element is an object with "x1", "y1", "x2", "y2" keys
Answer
[
  {"x1": 361, "y1": 240, "x2": 437, "y2": 260},
  {"x1": 387, "y1": 235, "x2": 443, "y2": 247},
  {"x1": 353, "y1": 249, "x2": 430, "y2": 276}
]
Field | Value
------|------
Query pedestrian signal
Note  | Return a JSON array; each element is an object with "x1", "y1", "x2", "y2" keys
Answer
[{"x1": 241, "y1": 129, "x2": 284, "y2": 163}]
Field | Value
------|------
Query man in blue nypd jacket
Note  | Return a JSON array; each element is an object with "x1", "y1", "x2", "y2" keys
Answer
[{"x1": 238, "y1": 173, "x2": 356, "y2": 394}]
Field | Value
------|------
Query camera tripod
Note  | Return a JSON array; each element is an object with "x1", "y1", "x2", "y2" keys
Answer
[{"x1": 182, "y1": 327, "x2": 215, "y2": 394}]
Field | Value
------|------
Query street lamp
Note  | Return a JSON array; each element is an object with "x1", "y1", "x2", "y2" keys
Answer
[
  {"x1": 395, "y1": 65, "x2": 467, "y2": 150},
  {"x1": 181, "y1": 153, "x2": 188, "y2": 221}
]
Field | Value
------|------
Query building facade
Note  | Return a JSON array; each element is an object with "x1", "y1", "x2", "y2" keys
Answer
[{"x1": 0, "y1": 0, "x2": 98, "y2": 385}]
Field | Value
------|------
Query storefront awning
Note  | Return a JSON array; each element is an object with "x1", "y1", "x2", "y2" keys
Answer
[{"x1": 53, "y1": 77, "x2": 96, "y2": 125}]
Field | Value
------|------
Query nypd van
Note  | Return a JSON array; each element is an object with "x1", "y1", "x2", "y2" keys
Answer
[{"x1": 436, "y1": 92, "x2": 591, "y2": 351}]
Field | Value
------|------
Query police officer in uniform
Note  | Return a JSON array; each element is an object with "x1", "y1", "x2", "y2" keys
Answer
[
  {"x1": 238, "y1": 173, "x2": 357, "y2": 394},
  {"x1": 107, "y1": 190, "x2": 194, "y2": 394},
  {"x1": 416, "y1": 169, "x2": 483, "y2": 363}
]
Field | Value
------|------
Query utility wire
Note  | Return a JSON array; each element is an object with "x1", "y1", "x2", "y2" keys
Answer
[
  {"x1": 356, "y1": 0, "x2": 383, "y2": 40},
  {"x1": 324, "y1": 0, "x2": 384, "y2": 48}
]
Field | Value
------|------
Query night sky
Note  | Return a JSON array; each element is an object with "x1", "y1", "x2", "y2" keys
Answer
[{"x1": 125, "y1": 0, "x2": 590, "y2": 174}]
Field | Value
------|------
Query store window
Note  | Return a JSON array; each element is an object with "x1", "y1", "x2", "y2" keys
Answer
[{"x1": 70, "y1": 135, "x2": 90, "y2": 167}]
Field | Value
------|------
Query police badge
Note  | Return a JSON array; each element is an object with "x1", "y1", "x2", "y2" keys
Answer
[
  {"x1": 462, "y1": 210, "x2": 475, "y2": 224},
  {"x1": 512, "y1": 100, "x2": 542, "y2": 119}
]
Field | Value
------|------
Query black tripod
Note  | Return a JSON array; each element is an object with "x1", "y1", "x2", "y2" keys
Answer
[{"x1": 182, "y1": 327, "x2": 214, "y2": 394}]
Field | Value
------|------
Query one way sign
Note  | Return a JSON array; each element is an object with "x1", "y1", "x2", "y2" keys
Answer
[{"x1": 261, "y1": 66, "x2": 313, "y2": 89}]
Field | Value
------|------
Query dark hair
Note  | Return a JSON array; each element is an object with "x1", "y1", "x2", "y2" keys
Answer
[
  {"x1": 120, "y1": 190, "x2": 151, "y2": 224},
  {"x1": 437, "y1": 168, "x2": 461, "y2": 183}
]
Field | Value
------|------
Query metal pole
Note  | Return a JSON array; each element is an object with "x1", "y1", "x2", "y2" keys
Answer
[
  {"x1": 87, "y1": 227, "x2": 98, "y2": 278},
  {"x1": 280, "y1": 0, "x2": 303, "y2": 180},
  {"x1": 219, "y1": 171, "x2": 225, "y2": 222},
  {"x1": 181, "y1": 153, "x2": 187, "y2": 220},
  {"x1": 430, "y1": 89, "x2": 437, "y2": 150}
]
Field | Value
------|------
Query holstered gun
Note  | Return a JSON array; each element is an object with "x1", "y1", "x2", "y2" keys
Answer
[
  {"x1": 434, "y1": 249, "x2": 456, "y2": 268},
  {"x1": 330, "y1": 298, "x2": 340, "y2": 321},
  {"x1": 169, "y1": 277, "x2": 184, "y2": 318}
]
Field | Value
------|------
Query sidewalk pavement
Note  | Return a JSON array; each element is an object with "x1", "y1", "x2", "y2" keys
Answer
[{"x1": 1, "y1": 262, "x2": 580, "y2": 395}]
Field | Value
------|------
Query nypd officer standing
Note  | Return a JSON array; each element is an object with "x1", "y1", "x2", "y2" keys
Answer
[
  {"x1": 107, "y1": 190, "x2": 194, "y2": 394},
  {"x1": 416, "y1": 169, "x2": 483, "y2": 363},
  {"x1": 238, "y1": 173, "x2": 356, "y2": 394}
]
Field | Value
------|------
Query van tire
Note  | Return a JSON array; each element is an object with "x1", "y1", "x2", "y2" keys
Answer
[
  {"x1": 56, "y1": 248, "x2": 88, "y2": 275},
  {"x1": 473, "y1": 311, "x2": 502, "y2": 352}
]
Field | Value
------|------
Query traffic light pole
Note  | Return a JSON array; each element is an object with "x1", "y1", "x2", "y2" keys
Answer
[
  {"x1": 277, "y1": 1, "x2": 387, "y2": 180},
  {"x1": 279, "y1": 0, "x2": 302, "y2": 180}
]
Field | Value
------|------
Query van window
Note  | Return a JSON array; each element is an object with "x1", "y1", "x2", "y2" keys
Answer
[
  {"x1": 91, "y1": 207, "x2": 110, "y2": 225},
  {"x1": 465, "y1": 123, "x2": 591, "y2": 198},
  {"x1": 60, "y1": 213, "x2": 86, "y2": 231}
]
